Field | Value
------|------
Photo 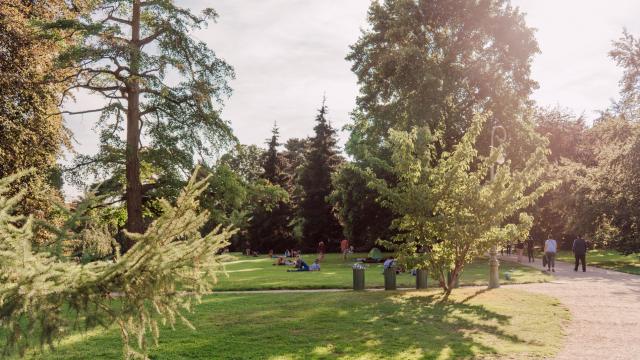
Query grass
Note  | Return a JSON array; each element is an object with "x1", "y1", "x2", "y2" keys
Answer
[
  {"x1": 25, "y1": 288, "x2": 569, "y2": 360},
  {"x1": 214, "y1": 253, "x2": 552, "y2": 291},
  {"x1": 556, "y1": 249, "x2": 640, "y2": 275}
]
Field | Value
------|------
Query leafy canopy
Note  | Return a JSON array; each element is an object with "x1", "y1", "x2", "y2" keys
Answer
[{"x1": 369, "y1": 113, "x2": 556, "y2": 294}]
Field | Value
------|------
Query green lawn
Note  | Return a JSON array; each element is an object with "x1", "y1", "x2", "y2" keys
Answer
[
  {"x1": 214, "y1": 253, "x2": 552, "y2": 291},
  {"x1": 556, "y1": 249, "x2": 640, "y2": 275},
  {"x1": 25, "y1": 288, "x2": 568, "y2": 360}
]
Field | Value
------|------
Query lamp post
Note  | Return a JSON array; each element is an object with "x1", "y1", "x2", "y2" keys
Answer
[{"x1": 488, "y1": 124, "x2": 506, "y2": 289}]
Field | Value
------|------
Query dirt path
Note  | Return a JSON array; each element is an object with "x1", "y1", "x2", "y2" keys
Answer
[{"x1": 500, "y1": 254, "x2": 640, "y2": 359}]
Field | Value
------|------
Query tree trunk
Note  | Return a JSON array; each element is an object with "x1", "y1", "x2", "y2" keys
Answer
[{"x1": 124, "y1": 0, "x2": 144, "y2": 250}]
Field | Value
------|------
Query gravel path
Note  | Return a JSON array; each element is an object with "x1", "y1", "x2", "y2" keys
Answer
[{"x1": 500, "y1": 254, "x2": 640, "y2": 360}]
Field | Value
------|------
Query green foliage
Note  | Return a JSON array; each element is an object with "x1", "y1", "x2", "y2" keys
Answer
[
  {"x1": 247, "y1": 124, "x2": 295, "y2": 251},
  {"x1": 369, "y1": 114, "x2": 556, "y2": 294},
  {"x1": 334, "y1": 0, "x2": 541, "y2": 252},
  {"x1": 329, "y1": 163, "x2": 395, "y2": 250},
  {"x1": 0, "y1": 1, "x2": 74, "y2": 221},
  {"x1": 0, "y1": 170, "x2": 234, "y2": 359},
  {"x1": 346, "y1": 0, "x2": 539, "y2": 158},
  {"x1": 299, "y1": 100, "x2": 343, "y2": 249},
  {"x1": 48, "y1": 0, "x2": 236, "y2": 234},
  {"x1": 563, "y1": 116, "x2": 640, "y2": 253},
  {"x1": 528, "y1": 108, "x2": 587, "y2": 244}
]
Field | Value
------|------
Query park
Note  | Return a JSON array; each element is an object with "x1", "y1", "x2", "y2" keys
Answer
[{"x1": 1, "y1": 0, "x2": 640, "y2": 359}]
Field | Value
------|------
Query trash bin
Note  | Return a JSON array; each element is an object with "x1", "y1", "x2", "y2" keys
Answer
[
  {"x1": 353, "y1": 267, "x2": 365, "y2": 291},
  {"x1": 416, "y1": 269, "x2": 428, "y2": 289},
  {"x1": 384, "y1": 267, "x2": 397, "y2": 290}
]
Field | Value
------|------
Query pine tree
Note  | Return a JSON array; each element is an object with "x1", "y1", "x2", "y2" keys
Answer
[
  {"x1": 0, "y1": 169, "x2": 234, "y2": 359},
  {"x1": 248, "y1": 124, "x2": 294, "y2": 251},
  {"x1": 300, "y1": 99, "x2": 343, "y2": 249},
  {"x1": 45, "y1": 1, "x2": 235, "y2": 246}
]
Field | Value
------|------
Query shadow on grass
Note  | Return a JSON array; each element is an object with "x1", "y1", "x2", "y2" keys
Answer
[{"x1": 26, "y1": 289, "x2": 547, "y2": 360}]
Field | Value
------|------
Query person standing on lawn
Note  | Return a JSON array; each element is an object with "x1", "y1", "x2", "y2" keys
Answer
[
  {"x1": 340, "y1": 238, "x2": 349, "y2": 260},
  {"x1": 544, "y1": 236, "x2": 557, "y2": 272},
  {"x1": 572, "y1": 236, "x2": 588, "y2": 272},
  {"x1": 515, "y1": 240, "x2": 525, "y2": 262},
  {"x1": 526, "y1": 236, "x2": 535, "y2": 263},
  {"x1": 317, "y1": 241, "x2": 326, "y2": 261}
]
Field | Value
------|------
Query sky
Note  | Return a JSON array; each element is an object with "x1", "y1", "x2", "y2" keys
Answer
[{"x1": 62, "y1": 0, "x2": 640, "y2": 196}]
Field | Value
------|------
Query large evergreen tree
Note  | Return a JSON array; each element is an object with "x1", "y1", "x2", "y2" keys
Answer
[
  {"x1": 300, "y1": 100, "x2": 343, "y2": 249},
  {"x1": 47, "y1": 1, "x2": 235, "y2": 247},
  {"x1": 247, "y1": 124, "x2": 294, "y2": 251}
]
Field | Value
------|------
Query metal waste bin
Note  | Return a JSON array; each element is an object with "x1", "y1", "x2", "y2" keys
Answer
[
  {"x1": 353, "y1": 268, "x2": 365, "y2": 291},
  {"x1": 384, "y1": 267, "x2": 397, "y2": 290},
  {"x1": 416, "y1": 269, "x2": 428, "y2": 289}
]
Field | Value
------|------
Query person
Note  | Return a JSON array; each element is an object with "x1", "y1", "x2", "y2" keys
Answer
[
  {"x1": 244, "y1": 240, "x2": 251, "y2": 256},
  {"x1": 317, "y1": 241, "x2": 326, "y2": 261},
  {"x1": 309, "y1": 259, "x2": 321, "y2": 271},
  {"x1": 544, "y1": 236, "x2": 557, "y2": 272},
  {"x1": 572, "y1": 236, "x2": 588, "y2": 272},
  {"x1": 284, "y1": 249, "x2": 290, "y2": 258},
  {"x1": 340, "y1": 239, "x2": 349, "y2": 260},
  {"x1": 383, "y1": 256, "x2": 395, "y2": 270},
  {"x1": 287, "y1": 257, "x2": 310, "y2": 272},
  {"x1": 515, "y1": 241, "x2": 524, "y2": 262},
  {"x1": 506, "y1": 242, "x2": 512, "y2": 256},
  {"x1": 526, "y1": 236, "x2": 535, "y2": 263}
]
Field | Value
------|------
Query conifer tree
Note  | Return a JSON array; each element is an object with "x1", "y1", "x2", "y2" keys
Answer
[
  {"x1": 300, "y1": 99, "x2": 343, "y2": 249},
  {"x1": 248, "y1": 124, "x2": 294, "y2": 251},
  {"x1": 0, "y1": 169, "x2": 234, "y2": 359},
  {"x1": 45, "y1": 0, "x2": 235, "y2": 245}
]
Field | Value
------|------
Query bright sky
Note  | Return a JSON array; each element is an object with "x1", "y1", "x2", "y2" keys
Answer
[{"x1": 62, "y1": 0, "x2": 640, "y2": 196}]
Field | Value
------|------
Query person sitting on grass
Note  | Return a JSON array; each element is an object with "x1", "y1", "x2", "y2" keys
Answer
[
  {"x1": 273, "y1": 256, "x2": 294, "y2": 266},
  {"x1": 309, "y1": 259, "x2": 321, "y2": 271},
  {"x1": 287, "y1": 257, "x2": 309, "y2": 272}
]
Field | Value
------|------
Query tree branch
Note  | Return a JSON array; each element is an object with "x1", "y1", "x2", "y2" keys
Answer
[{"x1": 106, "y1": 15, "x2": 132, "y2": 26}]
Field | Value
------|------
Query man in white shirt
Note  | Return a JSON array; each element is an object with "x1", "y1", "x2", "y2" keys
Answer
[{"x1": 544, "y1": 237, "x2": 558, "y2": 272}]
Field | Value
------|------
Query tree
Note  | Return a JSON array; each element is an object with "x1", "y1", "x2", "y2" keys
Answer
[
  {"x1": 334, "y1": 0, "x2": 540, "y2": 251},
  {"x1": 0, "y1": 169, "x2": 234, "y2": 359},
  {"x1": 369, "y1": 114, "x2": 555, "y2": 296},
  {"x1": 528, "y1": 108, "x2": 586, "y2": 245},
  {"x1": 564, "y1": 116, "x2": 640, "y2": 253},
  {"x1": 0, "y1": 1, "x2": 74, "y2": 219},
  {"x1": 282, "y1": 138, "x2": 310, "y2": 241},
  {"x1": 346, "y1": 0, "x2": 539, "y2": 158},
  {"x1": 247, "y1": 124, "x2": 294, "y2": 251},
  {"x1": 329, "y1": 163, "x2": 395, "y2": 250},
  {"x1": 47, "y1": 1, "x2": 235, "y2": 246},
  {"x1": 299, "y1": 99, "x2": 343, "y2": 249}
]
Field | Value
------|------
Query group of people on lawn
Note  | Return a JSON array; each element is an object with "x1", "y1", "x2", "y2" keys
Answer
[
  {"x1": 502, "y1": 236, "x2": 589, "y2": 272},
  {"x1": 268, "y1": 239, "x2": 356, "y2": 272}
]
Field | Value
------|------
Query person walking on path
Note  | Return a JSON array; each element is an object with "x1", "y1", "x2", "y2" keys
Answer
[
  {"x1": 544, "y1": 237, "x2": 557, "y2": 272},
  {"x1": 515, "y1": 240, "x2": 525, "y2": 262},
  {"x1": 572, "y1": 236, "x2": 588, "y2": 272},
  {"x1": 526, "y1": 237, "x2": 535, "y2": 263}
]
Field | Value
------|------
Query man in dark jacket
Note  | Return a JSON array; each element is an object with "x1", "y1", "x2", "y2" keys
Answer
[{"x1": 572, "y1": 236, "x2": 588, "y2": 272}]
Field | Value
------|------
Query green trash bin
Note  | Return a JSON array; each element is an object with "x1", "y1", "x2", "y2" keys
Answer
[
  {"x1": 416, "y1": 269, "x2": 428, "y2": 289},
  {"x1": 353, "y1": 268, "x2": 365, "y2": 291},
  {"x1": 384, "y1": 267, "x2": 397, "y2": 290}
]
